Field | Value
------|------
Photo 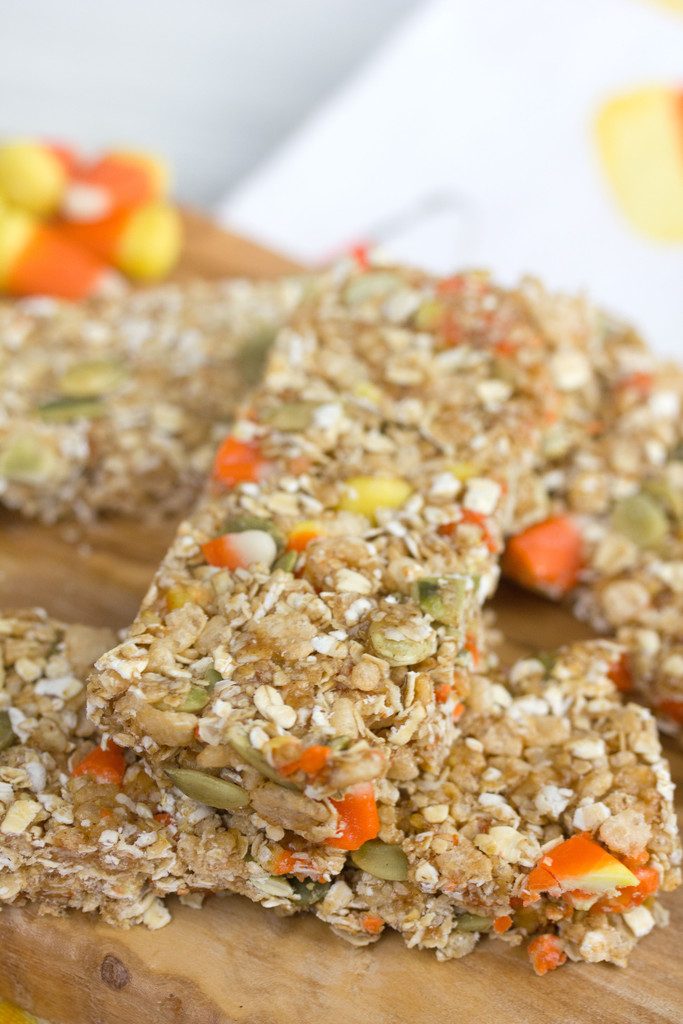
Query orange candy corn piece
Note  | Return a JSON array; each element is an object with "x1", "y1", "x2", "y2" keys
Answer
[
  {"x1": 502, "y1": 515, "x2": 584, "y2": 598},
  {"x1": 0, "y1": 208, "x2": 113, "y2": 300},
  {"x1": 63, "y1": 151, "x2": 168, "y2": 221},
  {"x1": 525, "y1": 834, "x2": 638, "y2": 896},
  {"x1": 71, "y1": 740, "x2": 126, "y2": 785},
  {"x1": 58, "y1": 201, "x2": 182, "y2": 282},
  {"x1": 325, "y1": 783, "x2": 380, "y2": 851},
  {"x1": 9, "y1": 226, "x2": 110, "y2": 300}
]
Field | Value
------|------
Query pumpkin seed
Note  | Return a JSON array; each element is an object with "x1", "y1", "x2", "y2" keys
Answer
[
  {"x1": 226, "y1": 726, "x2": 298, "y2": 790},
  {"x1": 272, "y1": 549, "x2": 298, "y2": 573},
  {"x1": 205, "y1": 667, "x2": 223, "y2": 685},
  {"x1": 176, "y1": 685, "x2": 212, "y2": 714},
  {"x1": 343, "y1": 271, "x2": 400, "y2": 306},
  {"x1": 612, "y1": 492, "x2": 668, "y2": 548},
  {"x1": 37, "y1": 396, "x2": 105, "y2": 422},
  {"x1": 455, "y1": 913, "x2": 492, "y2": 933},
  {"x1": 223, "y1": 514, "x2": 283, "y2": 551},
  {"x1": 239, "y1": 327, "x2": 277, "y2": 386},
  {"x1": 165, "y1": 768, "x2": 249, "y2": 810},
  {"x1": 350, "y1": 839, "x2": 408, "y2": 881},
  {"x1": 412, "y1": 298, "x2": 445, "y2": 332},
  {"x1": 536, "y1": 651, "x2": 557, "y2": 674},
  {"x1": 58, "y1": 359, "x2": 126, "y2": 398},
  {"x1": 328, "y1": 735, "x2": 351, "y2": 752},
  {"x1": 289, "y1": 878, "x2": 330, "y2": 906},
  {"x1": 415, "y1": 575, "x2": 470, "y2": 627},
  {"x1": 513, "y1": 907, "x2": 540, "y2": 932},
  {"x1": 0, "y1": 435, "x2": 60, "y2": 483},
  {"x1": 644, "y1": 479, "x2": 683, "y2": 521},
  {"x1": 0, "y1": 711, "x2": 16, "y2": 752},
  {"x1": 253, "y1": 875, "x2": 294, "y2": 898},
  {"x1": 263, "y1": 401, "x2": 318, "y2": 431},
  {"x1": 368, "y1": 621, "x2": 436, "y2": 667}
]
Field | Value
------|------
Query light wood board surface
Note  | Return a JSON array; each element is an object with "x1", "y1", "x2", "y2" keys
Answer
[{"x1": 0, "y1": 213, "x2": 680, "y2": 1024}]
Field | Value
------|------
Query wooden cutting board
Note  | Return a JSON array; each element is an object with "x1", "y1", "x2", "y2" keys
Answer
[{"x1": 0, "y1": 213, "x2": 680, "y2": 1024}]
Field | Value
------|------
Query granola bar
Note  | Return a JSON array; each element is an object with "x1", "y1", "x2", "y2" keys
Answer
[
  {"x1": 501, "y1": 280, "x2": 683, "y2": 734},
  {"x1": 88, "y1": 264, "x2": 557, "y2": 864},
  {"x1": 0, "y1": 277, "x2": 302, "y2": 523},
  {"x1": 312, "y1": 641, "x2": 681, "y2": 973},
  {"x1": 0, "y1": 610, "x2": 352, "y2": 924}
]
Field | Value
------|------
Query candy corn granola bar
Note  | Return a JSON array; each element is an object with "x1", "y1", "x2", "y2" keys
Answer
[
  {"x1": 88, "y1": 265, "x2": 557, "y2": 864},
  {"x1": 312, "y1": 641, "x2": 681, "y2": 972},
  {"x1": 0, "y1": 277, "x2": 302, "y2": 522},
  {"x1": 501, "y1": 282, "x2": 683, "y2": 734},
  {"x1": 0, "y1": 610, "x2": 359, "y2": 924}
]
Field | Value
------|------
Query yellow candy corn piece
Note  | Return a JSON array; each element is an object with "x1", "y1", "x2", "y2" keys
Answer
[
  {"x1": 595, "y1": 86, "x2": 683, "y2": 241},
  {"x1": 0, "y1": 140, "x2": 67, "y2": 216}
]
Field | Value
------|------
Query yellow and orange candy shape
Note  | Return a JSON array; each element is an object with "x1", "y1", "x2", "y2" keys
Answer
[
  {"x1": 0, "y1": 140, "x2": 183, "y2": 300},
  {"x1": 595, "y1": 85, "x2": 683, "y2": 241}
]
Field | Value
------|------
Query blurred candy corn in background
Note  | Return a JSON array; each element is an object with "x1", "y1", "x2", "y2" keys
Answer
[
  {"x1": 0, "y1": 139, "x2": 182, "y2": 299},
  {"x1": 595, "y1": 86, "x2": 683, "y2": 241}
]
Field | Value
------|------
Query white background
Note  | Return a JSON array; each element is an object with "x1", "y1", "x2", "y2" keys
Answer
[{"x1": 0, "y1": 0, "x2": 415, "y2": 203}]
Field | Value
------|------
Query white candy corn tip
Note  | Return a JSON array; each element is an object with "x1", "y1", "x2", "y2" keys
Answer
[
  {"x1": 94, "y1": 269, "x2": 128, "y2": 298},
  {"x1": 228, "y1": 530, "x2": 278, "y2": 569},
  {"x1": 62, "y1": 183, "x2": 110, "y2": 222}
]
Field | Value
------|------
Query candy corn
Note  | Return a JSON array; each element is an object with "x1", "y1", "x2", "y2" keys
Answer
[
  {"x1": 524, "y1": 834, "x2": 639, "y2": 897},
  {"x1": 212, "y1": 436, "x2": 267, "y2": 487},
  {"x1": 201, "y1": 530, "x2": 278, "y2": 570},
  {"x1": 0, "y1": 140, "x2": 69, "y2": 216},
  {"x1": 0, "y1": 206, "x2": 117, "y2": 300},
  {"x1": 595, "y1": 86, "x2": 683, "y2": 241},
  {"x1": 62, "y1": 150, "x2": 169, "y2": 221},
  {"x1": 58, "y1": 201, "x2": 182, "y2": 282}
]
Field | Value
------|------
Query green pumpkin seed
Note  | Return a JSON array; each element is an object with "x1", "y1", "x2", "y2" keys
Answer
[
  {"x1": 226, "y1": 726, "x2": 298, "y2": 790},
  {"x1": 412, "y1": 299, "x2": 445, "y2": 332},
  {"x1": 176, "y1": 685, "x2": 212, "y2": 714},
  {"x1": 455, "y1": 913, "x2": 492, "y2": 933},
  {"x1": 58, "y1": 359, "x2": 126, "y2": 398},
  {"x1": 289, "y1": 878, "x2": 330, "y2": 906},
  {"x1": 350, "y1": 839, "x2": 408, "y2": 881},
  {"x1": 239, "y1": 327, "x2": 277, "y2": 386},
  {"x1": 205, "y1": 667, "x2": 223, "y2": 685},
  {"x1": 536, "y1": 651, "x2": 557, "y2": 674},
  {"x1": 415, "y1": 575, "x2": 471, "y2": 627},
  {"x1": 253, "y1": 875, "x2": 294, "y2": 898},
  {"x1": 263, "y1": 401, "x2": 318, "y2": 431},
  {"x1": 644, "y1": 479, "x2": 683, "y2": 521},
  {"x1": 165, "y1": 768, "x2": 249, "y2": 810},
  {"x1": 612, "y1": 492, "x2": 668, "y2": 548},
  {"x1": 37, "y1": 396, "x2": 105, "y2": 422},
  {"x1": 513, "y1": 907, "x2": 540, "y2": 932},
  {"x1": 0, "y1": 711, "x2": 16, "y2": 752},
  {"x1": 0, "y1": 435, "x2": 60, "y2": 483},
  {"x1": 272, "y1": 549, "x2": 298, "y2": 573},
  {"x1": 328, "y1": 735, "x2": 351, "y2": 752},
  {"x1": 368, "y1": 621, "x2": 436, "y2": 667},
  {"x1": 343, "y1": 272, "x2": 400, "y2": 306},
  {"x1": 223, "y1": 514, "x2": 283, "y2": 550}
]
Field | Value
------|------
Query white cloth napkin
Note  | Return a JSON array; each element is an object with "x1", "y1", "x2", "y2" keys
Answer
[{"x1": 218, "y1": 0, "x2": 683, "y2": 356}]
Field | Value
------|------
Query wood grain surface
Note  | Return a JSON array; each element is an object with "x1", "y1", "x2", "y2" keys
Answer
[{"x1": 0, "y1": 213, "x2": 680, "y2": 1024}]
